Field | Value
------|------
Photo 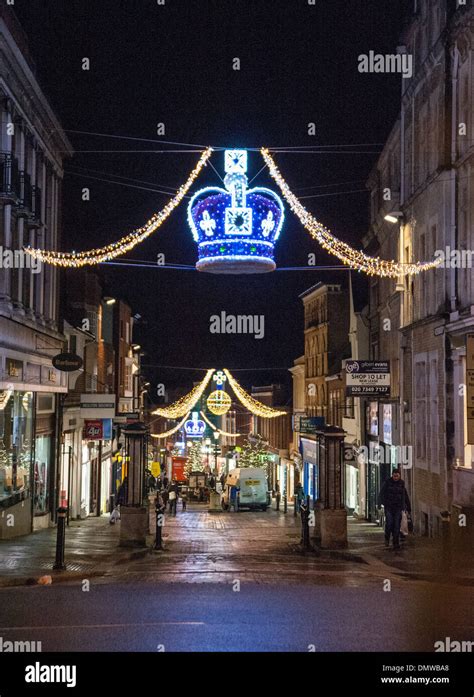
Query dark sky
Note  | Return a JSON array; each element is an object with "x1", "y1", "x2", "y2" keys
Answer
[{"x1": 15, "y1": 0, "x2": 410, "y2": 399}]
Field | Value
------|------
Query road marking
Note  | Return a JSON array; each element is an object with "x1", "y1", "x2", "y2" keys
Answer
[{"x1": 0, "y1": 622, "x2": 205, "y2": 630}]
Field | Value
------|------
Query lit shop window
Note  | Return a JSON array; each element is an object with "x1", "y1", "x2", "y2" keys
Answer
[
  {"x1": 0, "y1": 390, "x2": 33, "y2": 507},
  {"x1": 34, "y1": 435, "x2": 52, "y2": 514}
]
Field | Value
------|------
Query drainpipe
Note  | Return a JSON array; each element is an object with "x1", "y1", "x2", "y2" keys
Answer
[
  {"x1": 449, "y1": 43, "x2": 459, "y2": 314},
  {"x1": 398, "y1": 48, "x2": 408, "y2": 502}
]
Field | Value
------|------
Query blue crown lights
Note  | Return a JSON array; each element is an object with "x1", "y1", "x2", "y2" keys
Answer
[{"x1": 188, "y1": 149, "x2": 284, "y2": 273}]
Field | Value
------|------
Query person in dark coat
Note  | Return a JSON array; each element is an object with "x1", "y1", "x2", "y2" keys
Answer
[
  {"x1": 378, "y1": 468, "x2": 411, "y2": 549},
  {"x1": 116, "y1": 477, "x2": 128, "y2": 506}
]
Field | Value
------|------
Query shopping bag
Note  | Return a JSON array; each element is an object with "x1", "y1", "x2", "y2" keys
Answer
[{"x1": 400, "y1": 510, "x2": 409, "y2": 535}]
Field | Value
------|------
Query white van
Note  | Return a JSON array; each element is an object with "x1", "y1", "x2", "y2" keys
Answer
[{"x1": 221, "y1": 467, "x2": 270, "y2": 512}]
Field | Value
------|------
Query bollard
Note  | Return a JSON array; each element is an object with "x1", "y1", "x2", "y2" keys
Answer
[
  {"x1": 154, "y1": 500, "x2": 165, "y2": 551},
  {"x1": 294, "y1": 496, "x2": 298, "y2": 517},
  {"x1": 283, "y1": 493, "x2": 287, "y2": 514},
  {"x1": 53, "y1": 506, "x2": 67, "y2": 570},
  {"x1": 300, "y1": 500, "x2": 310, "y2": 550},
  {"x1": 276, "y1": 492, "x2": 281, "y2": 512}
]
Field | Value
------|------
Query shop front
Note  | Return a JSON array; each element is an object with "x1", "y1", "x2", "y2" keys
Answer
[
  {"x1": 81, "y1": 418, "x2": 113, "y2": 517},
  {"x1": 0, "y1": 389, "x2": 34, "y2": 538},
  {"x1": 343, "y1": 443, "x2": 359, "y2": 515},
  {"x1": 300, "y1": 437, "x2": 319, "y2": 509},
  {"x1": 33, "y1": 392, "x2": 58, "y2": 530},
  {"x1": 276, "y1": 457, "x2": 294, "y2": 504}
]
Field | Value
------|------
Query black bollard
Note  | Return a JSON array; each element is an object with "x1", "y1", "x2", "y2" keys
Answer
[
  {"x1": 53, "y1": 506, "x2": 67, "y2": 570},
  {"x1": 154, "y1": 500, "x2": 165, "y2": 551},
  {"x1": 300, "y1": 501, "x2": 310, "y2": 550},
  {"x1": 276, "y1": 492, "x2": 281, "y2": 512},
  {"x1": 283, "y1": 493, "x2": 287, "y2": 514}
]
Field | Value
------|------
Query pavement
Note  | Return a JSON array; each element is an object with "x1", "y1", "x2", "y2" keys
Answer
[{"x1": 0, "y1": 503, "x2": 472, "y2": 587}]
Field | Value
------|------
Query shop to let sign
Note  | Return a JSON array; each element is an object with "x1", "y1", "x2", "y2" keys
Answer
[
  {"x1": 467, "y1": 335, "x2": 474, "y2": 444},
  {"x1": 346, "y1": 360, "x2": 391, "y2": 397}
]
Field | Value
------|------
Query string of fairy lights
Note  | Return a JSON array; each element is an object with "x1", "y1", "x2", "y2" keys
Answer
[
  {"x1": 23, "y1": 145, "x2": 441, "y2": 278},
  {"x1": 150, "y1": 412, "x2": 190, "y2": 439},
  {"x1": 223, "y1": 369, "x2": 287, "y2": 418},
  {"x1": 151, "y1": 369, "x2": 214, "y2": 419},
  {"x1": 150, "y1": 368, "x2": 286, "y2": 439},
  {"x1": 260, "y1": 148, "x2": 442, "y2": 278},
  {"x1": 25, "y1": 148, "x2": 213, "y2": 267},
  {"x1": 199, "y1": 410, "x2": 242, "y2": 438}
]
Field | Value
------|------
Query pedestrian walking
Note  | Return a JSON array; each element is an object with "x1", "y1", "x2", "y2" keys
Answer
[
  {"x1": 274, "y1": 481, "x2": 281, "y2": 511},
  {"x1": 294, "y1": 482, "x2": 304, "y2": 514},
  {"x1": 116, "y1": 476, "x2": 128, "y2": 506},
  {"x1": 162, "y1": 487, "x2": 169, "y2": 511},
  {"x1": 377, "y1": 468, "x2": 411, "y2": 550},
  {"x1": 168, "y1": 480, "x2": 179, "y2": 516}
]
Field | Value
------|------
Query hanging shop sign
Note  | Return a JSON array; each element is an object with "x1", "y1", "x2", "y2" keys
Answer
[
  {"x1": 83, "y1": 420, "x2": 103, "y2": 440},
  {"x1": 188, "y1": 149, "x2": 285, "y2": 274},
  {"x1": 52, "y1": 353, "x2": 83, "y2": 372},
  {"x1": 83, "y1": 418, "x2": 112, "y2": 441},
  {"x1": 300, "y1": 416, "x2": 325, "y2": 433},
  {"x1": 80, "y1": 394, "x2": 116, "y2": 419},
  {"x1": 345, "y1": 360, "x2": 390, "y2": 397},
  {"x1": 151, "y1": 461, "x2": 161, "y2": 478}
]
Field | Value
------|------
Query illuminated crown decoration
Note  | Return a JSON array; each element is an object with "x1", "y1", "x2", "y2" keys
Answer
[{"x1": 188, "y1": 149, "x2": 284, "y2": 273}]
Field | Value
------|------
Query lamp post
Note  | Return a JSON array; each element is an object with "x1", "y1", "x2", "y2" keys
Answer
[
  {"x1": 213, "y1": 431, "x2": 219, "y2": 483},
  {"x1": 205, "y1": 437, "x2": 211, "y2": 474}
]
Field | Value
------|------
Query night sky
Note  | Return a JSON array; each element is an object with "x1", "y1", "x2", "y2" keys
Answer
[{"x1": 14, "y1": 0, "x2": 410, "y2": 399}]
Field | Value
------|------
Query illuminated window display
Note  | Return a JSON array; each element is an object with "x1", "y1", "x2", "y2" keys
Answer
[
  {"x1": 0, "y1": 390, "x2": 33, "y2": 507},
  {"x1": 34, "y1": 435, "x2": 52, "y2": 515}
]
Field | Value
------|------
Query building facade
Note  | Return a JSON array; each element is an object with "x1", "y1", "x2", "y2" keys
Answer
[
  {"x1": 0, "y1": 8, "x2": 73, "y2": 537},
  {"x1": 364, "y1": 0, "x2": 474, "y2": 537}
]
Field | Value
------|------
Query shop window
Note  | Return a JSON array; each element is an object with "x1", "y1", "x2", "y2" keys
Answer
[
  {"x1": 34, "y1": 434, "x2": 51, "y2": 515},
  {"x1": 0, "y1": 390, "x2": 33, "y2": 507}
]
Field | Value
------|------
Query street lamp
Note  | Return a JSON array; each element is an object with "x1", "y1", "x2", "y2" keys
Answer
[
  {"x1": 384, "y1": 210, "x2": 403, "y2": 224},
  {"x1": 213, "y1": 431, "x2": 219, "y2": 481},
  {"x1": 104, "y1": 297, "x2": 116, "y2": 305},
  {"x1": 205, "y1": 437, "x2": 211, "y2": 473}
]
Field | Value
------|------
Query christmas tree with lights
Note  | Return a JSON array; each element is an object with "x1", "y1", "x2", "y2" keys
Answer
[
  {"x1": 185, "y1": 440, "x2": 204, "y2": 476},
  {"x1": 238, "y1": 434, "x2": 271, "y2": 470}
]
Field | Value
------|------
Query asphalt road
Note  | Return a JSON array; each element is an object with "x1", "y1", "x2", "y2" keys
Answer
[{"x1": 0, "y1": 580, "x2": 472, "y2": 652}]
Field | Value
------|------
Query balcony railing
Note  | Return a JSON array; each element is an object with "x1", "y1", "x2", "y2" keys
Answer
[
  {"x1": 0, "y1": 152, "x2": 21, "y2": 202},
  {"x1": 18, "y1": 171, "x2": 33, "y2": 212},
  {"x1": 25, "y1": 184, "x2": 43, "y2": 228}
]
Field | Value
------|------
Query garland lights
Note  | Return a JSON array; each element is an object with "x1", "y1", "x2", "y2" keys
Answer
[
  {"x1": 223, "y1": 369, "x2": 287, "y2": 418},
  {"x1": 25, "y1": 148, "x2": 213, "y2": 267},
  {"x1": 261, "y1": 148, "x2": 442, "y2": 278},
  {"x1": 199, "y1": 410, "x2": 242, "y2": 437},
  {"x1": 151, "y1": 412, "x2": 190, "y2": 439},
  {"x1": 151, "y1": 368, "x2": 286, "y2": 423},
  {"x1": 151, "y1": 369, "x2": 214, "y2": 419}
]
